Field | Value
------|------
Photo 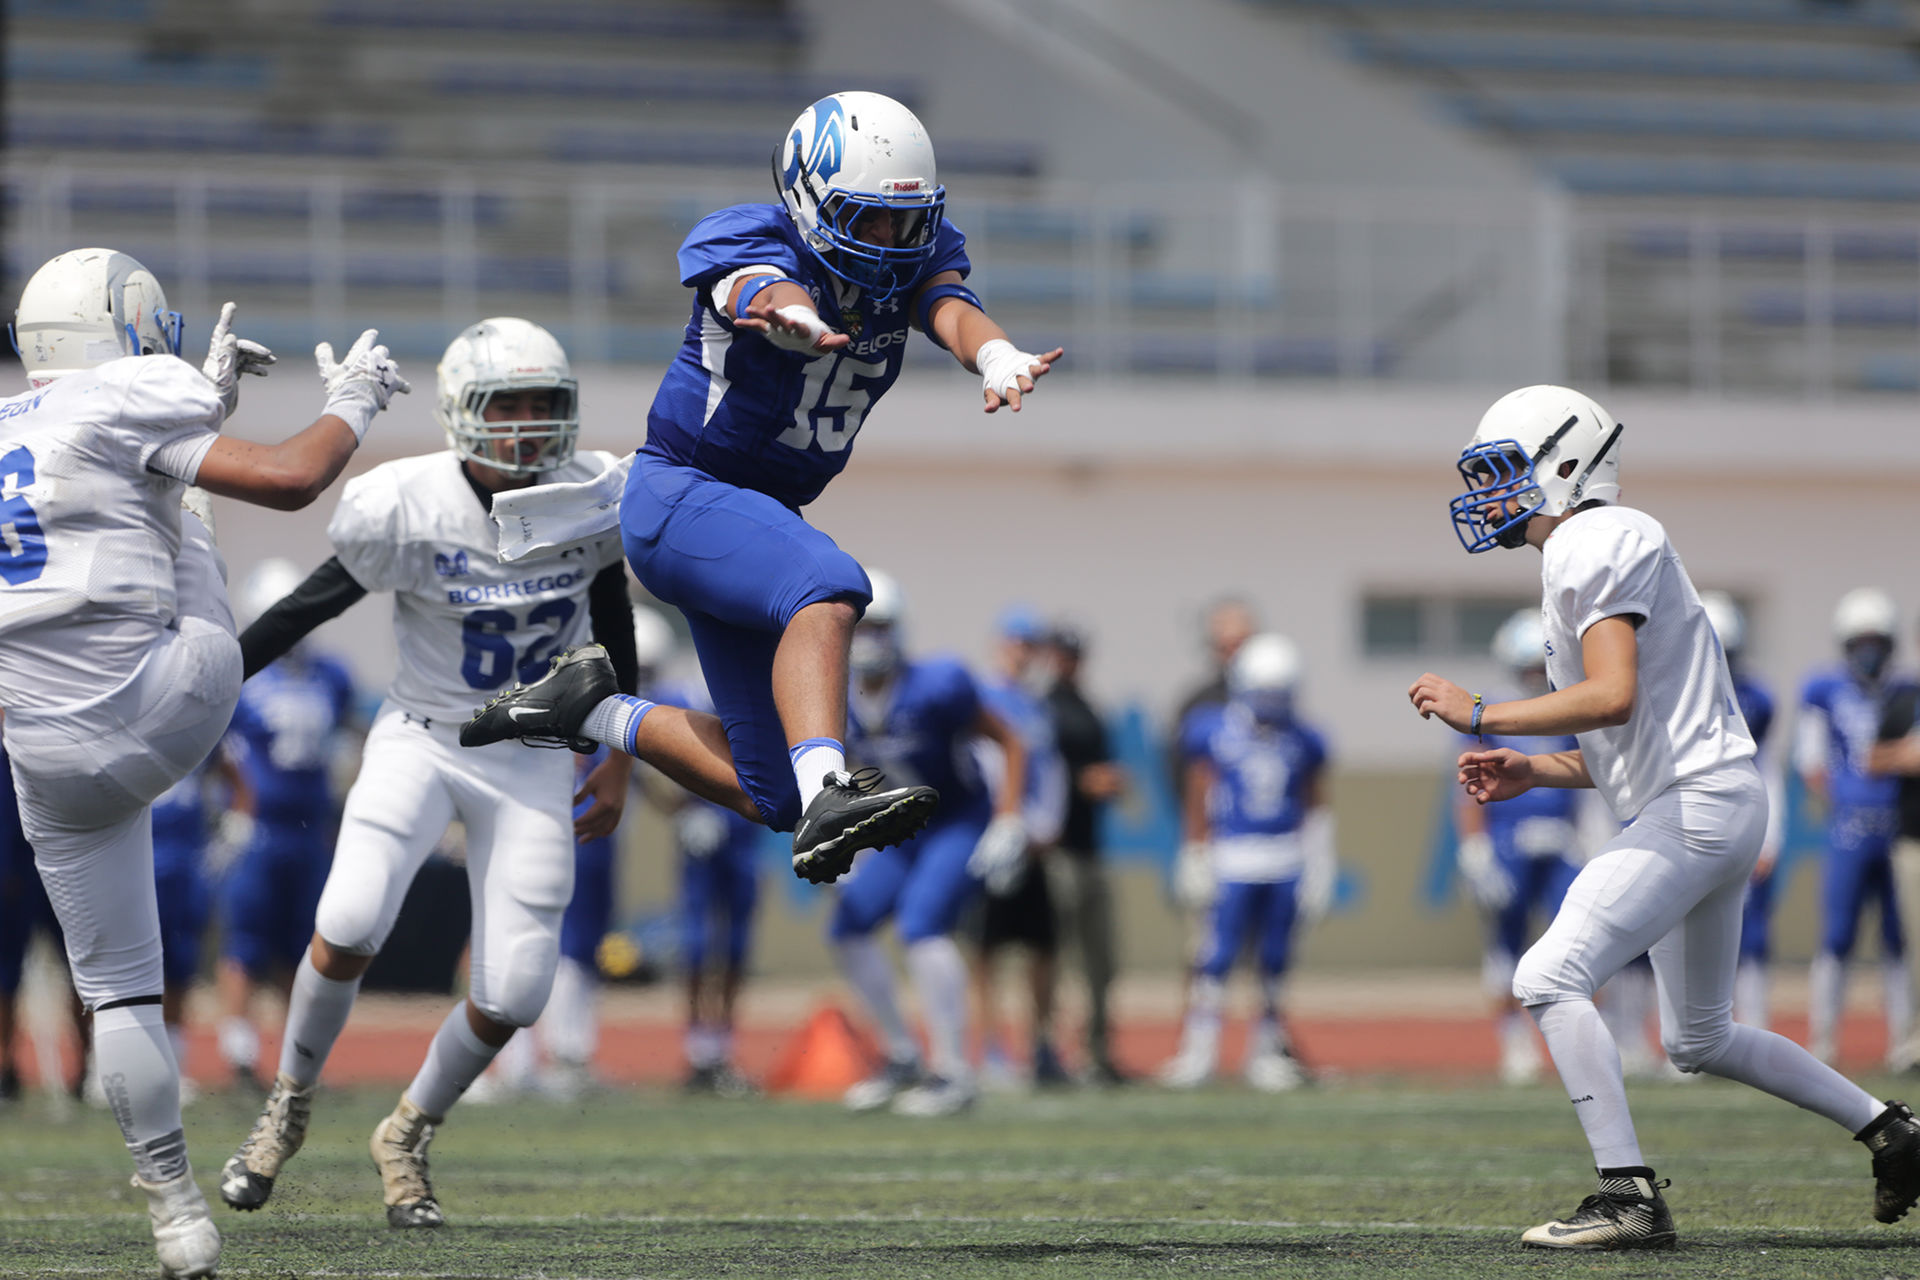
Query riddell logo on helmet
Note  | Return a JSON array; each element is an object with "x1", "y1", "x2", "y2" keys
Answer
[{"x1": 883, "y1": 179, "x2": 923, "y2": 194}]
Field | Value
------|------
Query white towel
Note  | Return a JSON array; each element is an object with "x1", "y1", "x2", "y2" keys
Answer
[{"x1": 490, "y1": 453, "x2": 632, "y2": 563}]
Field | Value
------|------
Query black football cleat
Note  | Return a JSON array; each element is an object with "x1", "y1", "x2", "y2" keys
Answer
[
  {"x1": 1858, "y1": 1100, "x2": 1920, "y2": 1223},
  {"x1": 790, "y1": 768, "x2": 938, "y2": 885},
  {"x1": 1521, "y1": 1170, "x2": 1676, "y2": 1251},
  {"x1": 460, "y1": 644, "x2": 615, "y2": 751}
]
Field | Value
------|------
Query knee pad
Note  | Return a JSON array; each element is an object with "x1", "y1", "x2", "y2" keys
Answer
[
  {"x1": 1511, "y1": 947, "x2": 1592, "y2": 1006},
  {"x1": 472, "y1": 933, "x2": 560, "y2": 1029},
  {"x1": 1661, "y1": 1022, "x2": 1733, "y2": 1075}
]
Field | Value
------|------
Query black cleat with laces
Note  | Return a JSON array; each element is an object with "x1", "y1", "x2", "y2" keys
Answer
[
  {"x1": 1857, "y1": 1100, "x2": 1920, "y2": 1223},
  {"x1": 1520, "y1": 1169, "x2": 1676, "y2": 1251},
  {"x1": 791, "y1": 768, "x2": 938, "y2": 885},
  {"x1": 459, "y1": 644, "x2": 615, "y2": 752}
]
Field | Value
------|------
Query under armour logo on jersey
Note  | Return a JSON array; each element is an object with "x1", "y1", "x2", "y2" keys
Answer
[{"x1": 433, "y1": 551, "x2": 470, "y2": 578}]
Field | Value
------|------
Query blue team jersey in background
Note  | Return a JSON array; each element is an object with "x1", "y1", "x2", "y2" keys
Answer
[
  {"x1": 848, "y1": 657, "x2": 990, "y2": 819},
  {"x1": 1461, "y1": 726, "x2": 1581, "y2": 837},
  {"x1": 225, "y1": 655, "x2": 354, "y2": 826},
  {"x1": 1733, "y1": 672, "x2": 1774, "y2": 752},
  {"x1": 150, "y1": 768, "x2": 209, "y2": 877},
  {"x1": 645, "y1": 202, "x2": 971, "y2": 509},
  {"x1": 1180, "y1": 702, "x2": 1327, "y2": 839},
  {"x1": 1800, "y1": 667, "x2": 1906, "y2": 811}
]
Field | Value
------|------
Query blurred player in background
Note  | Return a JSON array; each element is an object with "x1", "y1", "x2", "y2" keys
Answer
[
  {"x1": 970, "y1": 605, "x2": 1071, "y2": 1088},
  {"x1": 1871, "y1": 607, "x2": 1920, "y2": 1069},
  {"x1": 218, "y1": 318, "x2": 637, "y2": 1231},
  {"x1": 1162, "y1": 633, "x2": 1334, "y2": 1092},
  {"x1": 1042, "y1": 624, "x2": 1130, "y2": 1084},
  {"x1": 834, "y1": 572, "x2": 1027, "y2": 1117},
  {"x1": 1416, "y1": 383, "x2": 1920, "y2": 1250},
  {"x1": 1455, "y1": 610, "x2": 1583, "y2": 1086},
  {"x1": 0, "y1": 734, "x2": 84, "y2": 1101},
  {"x1": 464, "y1": 91, "x2": 1060, "y2": 888},
  {"x1": 1, "y1": 245, "x2": 405, "y2": 1278},
  {"x1": 1697, "y1": 592, "x2": 1781, "y2": 1031},
  {"x1": 1799, "y1": 587, "x2": 1910, "y2": 1065},
  {"x1": 215, "y1": 558, "x2": 358, "y2": 1091}
]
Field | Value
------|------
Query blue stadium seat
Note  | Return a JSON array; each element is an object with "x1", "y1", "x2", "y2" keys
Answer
[
  {"x1": 10, "y1": 0, "x2": 154, "y2": 21},
  {"x1": 1445, "y1": 95, "x2": 1920, "y2": 145},
  {"x1": 1549, "y1": 156, "x2": 1920, "y2": 202},
  {"x1": 320, "y1": 0, "x2": 806, "y2": 43},
  {"x1": 553, "y1": 129, "x2": 1041, "y2": 178},
  {"x1": 432, "y1": 63, "x2": 915, "y2": 110},
  {"x1": 1742, "y1": 287, "x2": 1920, "y2": 327},
  {"x1": 9, "y1": 115, "x2": 389, "y2": 158},
  {"x1": 1621, "y1": 225, "x2": 1919, "y2": 263},
  {"x1": 1347, "y1": 31, "x2": 1920, "y2": 82},
  {"x1": 1273, "y1": 0, "x2": 1907, "y2": 29},
  {"x1": 8, "y1": 46, "x2": 272, "y2": 91}
]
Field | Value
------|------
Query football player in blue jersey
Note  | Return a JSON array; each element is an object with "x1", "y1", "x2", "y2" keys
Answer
[
  {"x1": 1456, "y1": 611, "x2": 1585, "y2": 1085},
  {"x1": 834, "y1": 572, "x2": 1028, "y2": 1117},
  {"x1": 463, "y1": 91, "x2": 1061, "y2": 890},
  {"x1": 214, "y1": 559, "x2": 358, "y2": 1091},
  {"x1": 1697, "y1": 593, "x2": 1783, "y2": 1031},
  {"x1": 1162, "y1": 634, "x2": 1335, "y2": 1092},
  {"x1": 1800, "y1": 587, "x2": 1912, "y2": 1065}
]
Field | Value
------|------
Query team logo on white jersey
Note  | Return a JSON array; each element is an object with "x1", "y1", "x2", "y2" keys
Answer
[{"x1": 433, "y1": 551, "x2": 470, "y2": 578}]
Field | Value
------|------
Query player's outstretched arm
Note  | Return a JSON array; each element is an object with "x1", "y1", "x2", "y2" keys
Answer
[
  {"x1": 915, "y1": 271, "x2": 1062, "y2": 414},
  {"x1": 727, "y1": 277, "x2": 849, "y2": 355},
  {"x1": 195, "y1": 329, "x2": 409, "y2": 511},
  {"x1": 1410, "y1": 617, "x2": 1637, "y2": 738}
]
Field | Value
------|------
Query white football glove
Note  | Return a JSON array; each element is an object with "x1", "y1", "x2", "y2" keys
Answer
[
  {"x1": 675, "y1": 805, "x2": 728, "y2": 859},
  {"x1": 968, "y1": 814, "x2": 1029, "y2": 896},
  {"x1": 1456, "y1": 832, "x2": 1514, "y2": 911},
  {"x1": 762, "y1": 304, "x2": 836, "y2": 354},
  {"x1": 205, "y1": 810, "x2": 256, "y2": 878},
  {"x1": 315, "y1": 328, "x2": 410, "y2": 442},
  {"x1": 1173, "y1": 841, "x2": 1216, "y2": 911},
  {"x1": 201, "y1": 301, "x2": 277, "y2": 418},
  {"x1": 975, "y1": 338, "x2": 1045, "y2": 400}
]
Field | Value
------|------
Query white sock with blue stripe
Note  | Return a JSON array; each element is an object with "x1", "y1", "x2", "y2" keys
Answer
[
  {"x1": 789, "y1": 737, "x2": 845, "y2": 810},
  {"x1": 580, "y1": 695, "x2": 656, "y2": 755}
]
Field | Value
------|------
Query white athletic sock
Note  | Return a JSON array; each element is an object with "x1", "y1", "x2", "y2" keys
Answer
[
  {"x1": 93, "y1": 1004, "x2": 190, "y2": 1183},
  {"x1": 1809, "y1": 952, "x2": 1845, "y2": 1061},
  {"x1": 686, "y1": 1023, "x2": 722, "y2": 1070},
  {"x1": 1733, "y1": 960, "x2": 1770, "y2": 1031},
  {"x1": 1531, "y1": 998, "x2": 1644, "y2": 1169},
  {"x1": 837, "y1": 936, "x2": 918, "y2": 1064},
  {"x1": 278, "y1": 953, "x2": 363, "y2": 1089},
  {"x1": 1884, "y1": 958, "x2": 1912, "y2": 1065},
  {"x1": 1598, "y1": 967, "x2": 1657, "y2": 1072},
  {"x1": 219, "y1": 1016, "x2": 259, "y2": 1072},
  {"x1": 906, "y1": 936, "x2": 971, "y2": 1086},
  {"x1": 408, "y1": 1006, "x2": 505, "y2": 1120},
  {"x1": 580, "y1": 695, "x2": 656, "y2": 756},
  {"x1": 790, "y1": 738, "x2": 846, "y2": 812},
  {"x1": 539, "y1": 956, "x2": 599, "y2": 1067},
  {"x1": 167, "y1": 1023, "x2": 187, "y2": 1074},
  {"x1": 1687, "y1": 1022, "x2": 1882, "y2": 1132},
  {"x1": 1179, "y1": 976, "x2": 1225, "y2": 1068}
]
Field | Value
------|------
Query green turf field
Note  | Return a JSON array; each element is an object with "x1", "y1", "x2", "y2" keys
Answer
[{"x1": 6, "y1": 1078, "x2": 1920, "y2": 1278}]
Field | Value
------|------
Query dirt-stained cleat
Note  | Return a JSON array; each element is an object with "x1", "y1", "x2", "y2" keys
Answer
[
  {"x1": 459, "y1": 644, "x2": 614, "y2": 751},
  {"x1": 136, "y1": 1171, "x2": 222, "y2": 1279},
  {"x1": 1521, "y1": 1169, "x2": 1676, "y2": 1251},
  {"x1": 1857, "y1": 1100, "x2": 1920, "y2": 1223},
  {"x1": 370, "y1": 1095, "x2": 446, "y2": 1229},
  {"x1": 220, "y1": 1072, "x2": 313, "y2": 1211},
  {"x1": 791, "y1": 768, "x2": 938, "y2": 885}
]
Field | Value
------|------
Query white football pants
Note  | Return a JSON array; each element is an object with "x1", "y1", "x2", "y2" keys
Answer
[{"x1": 313, "y1": 707, "x2": 574, "y2": 1028}]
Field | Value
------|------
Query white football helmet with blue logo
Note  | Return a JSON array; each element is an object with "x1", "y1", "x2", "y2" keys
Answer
[
  {"x1": 1451, "y1": 385, "x2": 1623, "y2": 553},
  {"x1": 436, "y1": 317, "x2": 579, "y2": 476},
  {"x1": 11, "y1": 247, "x2": 184, "y2": 388},
  {"x1": 774, "y1": 91, "x2": 944, "y2": 301}
]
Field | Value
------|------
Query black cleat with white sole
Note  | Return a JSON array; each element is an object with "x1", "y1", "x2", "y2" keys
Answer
[
  {"x1": 791, "y1": 768, "x2": 938, "y2": 885},
  {"x1": 459, "y1": 644, "x2": 615, "y2": 752},
  {"x1": 1857, "y1": 1100, "x2": 1920, "y2": 1223},
  {"x1": 1520, "y1": 1169, "x2": 1676, "y2": 1251}
]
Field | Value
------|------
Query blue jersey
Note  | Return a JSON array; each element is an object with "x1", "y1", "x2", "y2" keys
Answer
[
  {"x1": 150, "y1": 766, "x2": 210, "y2": 878},
  {"x1": 644, "y1": 202, "x2": 971, "y2": 509},
  {"x1": 848, "y1": 656, "x2": 990, "y2": 817},
  {"x1": 1461, "y1": 722, "x2": 1581, "y2": 839},
  {"x1": 978, "y1": 674, "x2": 1067, "y2": 836},
  {"x1": 1799, "y1": 667, "x2": 1906, "y2": 812},
  {"x1": 1732, "y1": 671, "x2": 1774, "y2": 753},
  {"x1": 1181, "y1": 701, "x2": 1327, "y2": 839},
  {"x1": 226, "y1": 653, "x2": 355, "y2": 826}
]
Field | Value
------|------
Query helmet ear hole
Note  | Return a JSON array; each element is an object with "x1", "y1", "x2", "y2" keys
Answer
[{"x1": 1557, "y1": 459, "x2": 1578, "y2": 479}]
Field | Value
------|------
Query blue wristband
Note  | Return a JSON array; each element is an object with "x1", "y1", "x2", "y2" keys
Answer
[
  {"x1": 913, "y1": 281, "x2": 983, "y2": 348},
  {"x1": 729, "y1": 274, "x2": 799, "y2": 323},
  {"x1": 1470, "y1": 694, "x2": 1486, "y2": 740}
]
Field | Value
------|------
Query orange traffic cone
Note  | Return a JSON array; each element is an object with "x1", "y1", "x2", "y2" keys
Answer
[{"x1": 763, "y1": 1004, "x2": 878, "y2": 1099}]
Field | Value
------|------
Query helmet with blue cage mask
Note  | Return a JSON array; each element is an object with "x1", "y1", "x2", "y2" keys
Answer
[
  {"x1": 774, "y1": 92, "x2": 945, "y2": 303},
  {"x1": 11, "y1": 247, "x2": 184, "y2": 388},
  {"x1": 1451, "y1": 385, "x2": 1622, "y2": 554}
]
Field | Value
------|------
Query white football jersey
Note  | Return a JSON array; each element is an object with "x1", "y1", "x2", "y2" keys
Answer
[
  {"x1": 328, "y1": 450, "x2": 625, "y2": 723},
  {"x1": 1539, "y1": 505, "x2": 1755, "y2": 821},
  {"x1": 0, "y1": 356, "x2": 221, "y2": 712}
]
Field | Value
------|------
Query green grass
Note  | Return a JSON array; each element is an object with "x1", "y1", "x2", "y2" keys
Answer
[{"x1": 5, "y1": 1078, "x2": 1920, "y2": 1278}]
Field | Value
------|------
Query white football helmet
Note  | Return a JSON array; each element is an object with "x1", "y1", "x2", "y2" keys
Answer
[
  {"x1": 240, "y1": 557, "x2": 306, "y2": 626},
  {"x1": 1699, "y1": 591, "x2": 1747, "y2": 658},
  {"x1": 631, "y1": 605, "x2": 675, "y2": 671},
  {"x1": 1491, "y1": 609, "x2": 1546, "y2": 674},
  {"x1": 1833, "y1": 587, "x2": 1897, "y2": 644},
  {"x1": 1451, "y1": 385, "x2": 1623, "y2": 553},
  {"x1": 435, "y1": 317, "x2": 579, "y2": 475},
  {"x1": 11, "y1": 247, "x2": 184, "y2": 387},
  {"x1": 851, "y1": 567, "x2": 905, "y2": 678},
  {"x1": 774, "y1": 91, "x2": 944, "y2": 301},
  {"x1": 1228, "y1": 632, "x2": 1302, "y2": 725}
]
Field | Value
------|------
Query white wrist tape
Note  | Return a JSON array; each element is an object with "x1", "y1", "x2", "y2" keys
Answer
[
  {"x1": 976, "y1": 337, "x2": 1039, "y2": 396},
  {"x1": 764, "y1": 304, "x2": 832, "y2": 353}
]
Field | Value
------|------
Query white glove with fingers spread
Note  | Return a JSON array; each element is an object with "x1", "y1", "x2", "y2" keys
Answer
[
  {"x1": 976, "y1": 337, "x2": 1044, "y2": 399},
  {"x1": 316, "y1": 328, "x2": 410, "y2": 442},
  {"x1": 201, "y1": 301, "x2": 277, "y2": 417},
  {"x1": 1456, "y1": 832, "x2": 1514, "y2": 911},
  {"x1": 762, "y1": 304, "x2": 835, "y2": 354},
  {"x1": 968, "y1": 813, "x2": 1029, "y2": 896},
  {"x1": 1173, "y1": 841, "x2": 1216, "y2": 911}
]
